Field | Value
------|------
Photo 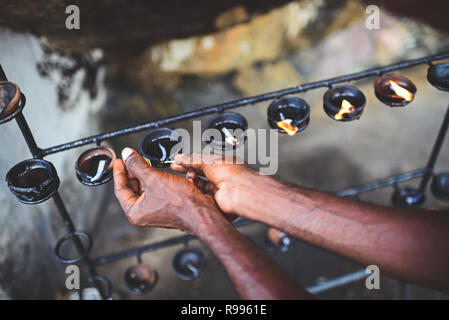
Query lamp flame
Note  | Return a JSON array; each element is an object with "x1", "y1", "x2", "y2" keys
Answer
[
  {"x1": 221, "y1": 127, "x2": 237, "y2": 145},
  {"x1": 335, "y1": 99, "x2": 355, "y2": 120},
  {"x1": 388, "y1": 80, "x2": 413, "y2": 102},
  {"x1": 276, "y1": 119, "x2": 298, "y2": 136}
]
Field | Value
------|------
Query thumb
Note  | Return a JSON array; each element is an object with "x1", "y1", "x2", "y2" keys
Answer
[{"x1": 121, "y1": 147, "x2": 153, "y2": 182}]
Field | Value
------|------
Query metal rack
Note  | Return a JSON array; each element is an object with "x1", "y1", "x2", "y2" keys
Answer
[{"x1": 1, "y1": 51, "x2": 449, "y2": 299}]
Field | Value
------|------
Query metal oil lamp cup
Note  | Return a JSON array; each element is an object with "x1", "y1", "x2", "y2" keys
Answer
[
  {"x1": 431, "y1": 172, "x2": 449, "y2": 201},
  {"x1": 6, "y1": 158, "x2": 60, "y2": 204},
  {"x1": 323, "y1": 85, "x2": 366, "y2": 121},
  {"x1": 427, "y1": 63, "x2": 449, "y2": 92},
  {"x1": 205, "y1": 112, "x2": 248, "y2": 150},
  {"x1": 267, "y1": 97, "x2": 310, "y2": 135},
  {"x1": 0, "y1": 81, "x2": 25, "y2": 125},
  {"x1": 75, "y1": 146, "x2": 116, "y2": 186},
  {"x1": 124, "y1": 263, "x2": 158, "y2": 295},
  {"x1": 139, "y1": 128, "x2": 182, "y2": 168},
  {"x1": 172, "y1": 248, "x2": 206, "y2": 280},
  {"x1": 374, "y1": 74, "x2": 417, "y2": 107}
]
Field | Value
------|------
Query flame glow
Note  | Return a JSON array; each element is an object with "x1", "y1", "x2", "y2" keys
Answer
[
  {"x1": 276, "y1": 119, "x2": 298, "y2": 136},
  {"x1": 221, "y1": 127, "x2": 237, "y2": 145},
  {"x1": 334, "y1": 99, "x2": 355, "y2": 120},
  {"x1": 388, "y1": 80, "x2": 413, "y2": 102}
]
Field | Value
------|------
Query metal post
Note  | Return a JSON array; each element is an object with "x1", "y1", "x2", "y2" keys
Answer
[
  {"x1": 15, "y1": 111, "x2": 42, "y2": 158},
  {"x1": 418, "y1": 103, "x2": 449, "y2": 192}
]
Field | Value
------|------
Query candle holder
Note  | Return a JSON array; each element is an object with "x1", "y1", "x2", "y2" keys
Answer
[
  {"x1": 172, "y1": 248, "x2": 206, "y2": 280},
  {"x1": 139, "y1": 128, "x2": 182, "y2": 167},
  {"x1": 75, "y1": 146, "x2": 116, "y2": 186},
  {"x1": 431, "y1": 172, "x2": 449, "y2": 201},
  {"x1": 392, "y1": 186, "x2": 425, "y2": 208},
  {"x1": 374, "y1": 74, "x2": 416, "y2": 107},
  {"x1": 0, "y1": 81, "x2": 24, "y2": 125},
  {"x1": 267, "y1": 97, "x2": 310, "y2": 136},
  {"x1": 427, "y1": 63, "x2": 449, "y2": 92},
  {"x1": 124, "y1": 263, "x2": 158, "y2": 295},
  {"x1": 265, "y1": 228, "x2": 291, "y2": 252},
  {"x1": 205, "y1": 112, "x2": 248, "y2": 150},
  {"x1": 323, "y1": 85, "x2": 366, "y2": 121},
  {"x1": 6, "y1": 159, "x2": 60, "y2": 204}
]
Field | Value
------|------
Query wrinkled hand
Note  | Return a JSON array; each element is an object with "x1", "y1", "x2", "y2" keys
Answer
[
  {"x1": 171, "y1": 153, "x2": 258, "y2": 215},
  {"x1": 113, "y1": 148, "x2": 223, "y2": 234}
]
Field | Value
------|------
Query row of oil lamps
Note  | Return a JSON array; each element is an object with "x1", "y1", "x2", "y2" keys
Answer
[
  {"x1": 118, "y1": 228, "x2": 290, "y2": 295},
  {"x1": 3, "y1": 63, "x2": 449, "y2": 206}
]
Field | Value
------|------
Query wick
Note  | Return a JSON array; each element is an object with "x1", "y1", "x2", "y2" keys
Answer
[
  {"x1": 158, "y1": 143, "x2": 167, "y2": 162},
  {"x1": 221, "y1": 127, "x2": 234, "y2": 138},
  {"x1": 91, "y1": 159, "x2": 107, "y2": 182},
  {"x1": 185, "y1": 263, "x2": 200, "y2": 277},
  {"x1": 279, "y1": 112, "x2": 285, "y2": 121}
]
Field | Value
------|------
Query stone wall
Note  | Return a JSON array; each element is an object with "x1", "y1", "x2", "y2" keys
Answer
[{"x1": 0, "y1": 29, "x2": 106, "y2": 299}]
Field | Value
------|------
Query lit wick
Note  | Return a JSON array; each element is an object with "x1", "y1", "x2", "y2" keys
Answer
[
  {"x1": 388, "y1": 80, "x2": 413, "y2": 101},
  {"x1": 221, "y1": 127, "x2": 237, "y2": 145},
  {"x1": 334, "y1": 99, "x2": 355, "y2": 120},
  {"x1": 90, "y1": 159, "x2": 107, "y2": 182},
  {"x1": 158, "y1": 143, "x2": 167, "y2": 162},
  {"x1": 185, "y1": 263, "x2": 200, "y2": 277},
  {"x1": 276, "y1": 112, "x2": 298, "y2": 136}
]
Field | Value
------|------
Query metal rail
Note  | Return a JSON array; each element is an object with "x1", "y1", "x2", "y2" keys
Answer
[{"x1": 2, "y1": 51, "x2": 449, "y2": 298}]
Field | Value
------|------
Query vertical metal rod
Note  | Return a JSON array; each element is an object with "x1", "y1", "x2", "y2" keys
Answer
[
  {"x1": 52, "y1": 191, "x2": 107, "y2": 299},
  {"x1": 15, "y1": 112, "x2": 42, "y2": 158},
  {"x1": 0, "y1": 65, "x2": 7, "y2": 81},
  {"x1": 419, "y1": 103, "x2": 449, "y2": 192}
]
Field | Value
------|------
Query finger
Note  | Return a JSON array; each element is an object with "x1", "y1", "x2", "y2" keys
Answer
[
  {"x1": 170, "y1": 162, "x2": 188, "y2": 173},
  {"x1": 195, "y1": 177, "x2": 206, "y2": 191},
  {"x1": 186, "y1": 169, "x2": 197, "y2": 180},
  {"x1": 205, "y1": 182, "x2": 218, "y2": 195},
  {"x1": 121, "y1": 147, "x2": 156, "y2": 183},
  {"x1": 113, "y1": 159, "x2": 139, "y2": 213},
  {"x1": 174, "y1": 153, "x2": 207, "y2": 174},
  {"x1": 129, "y1": 179, "x2": 141, "y2": 194}
]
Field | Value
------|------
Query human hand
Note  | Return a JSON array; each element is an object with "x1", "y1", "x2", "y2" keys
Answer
[
  {"x1": 170, "y1": 153, "x2": 260, "y2": 216},
  {"x1": 113, "y1": 148, "x2": 225, "y2": 234}
]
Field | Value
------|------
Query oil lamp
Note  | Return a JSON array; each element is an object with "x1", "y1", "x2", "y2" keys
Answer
[
  {"x1": 323, "y1": 85, "x2": 366, "y2": 121},
  {"x1": 265, "y1": 228, "x2": 291, "y2": 252},
  {"x1": 205, "y1": 112, "x2": 248, "y2": 150},
  {"x1": 6, "y1": 159, "x2": 60, "y2": 204},
  {"x1": 124, "y1": 260, "x2": 158, "y2": 295},
  {"x1": 392, "y1": 186, "x2": 425, "y2": 208},
  {"x1": 0, "y1": 81, "x2": 24, "y2": 124},
  {"x1": 139, "y1": 128, "x2": 182, "y2": 167},
  {"x1": 374, "y1": 74, "x2": 416, "y2": 107},
  {"x1": 172, "y1": 248, "x2": 206, "y2": 280},
  {"x1": 431, "y1": 172, "x2": 449, "y2": 201},
  {"x1": 267, "y1": 97, "x2": 310, "y2": 136},
  {"x1": 427, "y1": 63, "x2": 449, "y2": 92},
  {"x1": 75, "y1": 146, "x2": 116, "y2": 186}
]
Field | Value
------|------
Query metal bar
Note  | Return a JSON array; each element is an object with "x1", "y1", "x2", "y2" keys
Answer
[
  {"x1": 93, "y1": 218, "x2": 254, "y2": 266},
  {"x1": 0, "y1": 65, "x2": 7, "y2": 81},
  {"x1": 38, "y1": 52, "x2": 449, "y2": 157},
  {"x1": 52, "y1": 191, "x2": 107, "y2": 299},
  {"x1": 418, "y1": 103, "x2": 449, "y2": 192},
  {"x1": 15, "y1": 112, "x2": 42, "y2": 158},
  {"x1": 336, "y1": 168, "x2": 428, "y2": 197},
  {"x1": 306, "y1": 269, "x2": 368, "y2": 294}
]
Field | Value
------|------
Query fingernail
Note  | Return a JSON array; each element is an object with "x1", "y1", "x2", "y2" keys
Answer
[
  {"x1": 174, "y1": 153, "x2": 185, "y2": 162},
  {"x1": 121, "y1": 147, "x2": 133, "y2": 161}
]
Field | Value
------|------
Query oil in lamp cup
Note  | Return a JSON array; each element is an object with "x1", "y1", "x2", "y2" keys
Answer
[
  {"x1": 392, "y1": 186, "x2": 425, "y2": 208},
  {"x1": 139, "y1": 128, "x2": 182, "y2": 168},
  {"x1": 0, "y1": 81, "x2": 24, "y2": 125},
  {"x1": 172, "y1": 248, "x2": 206, "y2": 280},
  {"x1": 267, "y1": 97, "x2": 310, "y2": 135},
  {"x1": 431, "y1": 172, "x2": 449, "y2": 201},
  {"x1": 6, "y1": 159, "x2": 60, "y2": 204},
  {"x1": 374, "y1": 74, "x2": 417, "y2": 107},
  {"x1": 205, "y1": 112, "x2": 248, "y2": 150},
  {"x1": 427, "y1": 63, "x2": 449, "y2": 92},
  {"x1": 323, "y1": 85, "x2": 366, "y2": 121},
  {"x1": 124, "y1": 263, "x2": 158, "y2": 295},
  {"x1": 75, "y1": 146, "x2": 116, "y2": 186}
]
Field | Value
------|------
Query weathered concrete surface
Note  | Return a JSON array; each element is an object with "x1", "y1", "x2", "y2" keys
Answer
[{"x1": 0, "y1": 29, "x2": 106, "y2": 299}]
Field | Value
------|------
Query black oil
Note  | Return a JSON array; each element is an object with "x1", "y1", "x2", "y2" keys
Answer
[
  {"x1": 13, "y1": 168, "x2": 49, "y2": 188},
  {"x1": 80, "y1": 154, "x2": 112, "y2": 180},
  {"x1": 144, "y1": 138, "x2": 180, "y2": 161}
]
